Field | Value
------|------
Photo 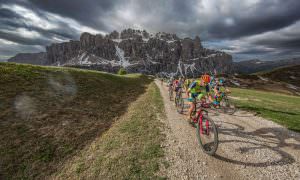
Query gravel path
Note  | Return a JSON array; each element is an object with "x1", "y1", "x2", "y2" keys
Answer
[{"x1": 155, "y1": 80, "x2": 300, "y2": 180}]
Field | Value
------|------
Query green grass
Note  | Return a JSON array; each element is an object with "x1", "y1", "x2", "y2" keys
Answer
[
  {"x1": 54, "y1": 82, "x2": 166, "y2": 179},
  {"x1": 0, "y1": 62, "x2": 152, "y2": 179},
  {"x1": 230, "y1": 88, "x2": 300, "y2": 132}
]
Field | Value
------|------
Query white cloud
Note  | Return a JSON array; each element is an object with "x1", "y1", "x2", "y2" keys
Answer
[
  {"x1": 1, "y1": 27, "x2": 42, "y2": 39},
  {"x1": 1, "y1": 4, "x2": 58, "y2": 30},
  {"x1": 1, "y1": 4, "x2": 106, "y2": 36},
  {"x1": 0, "y1": 38, "x2": 18, "y2": 45},
  {"x1": 224, "y1": 18, "x2": 235, "y2": 26}
]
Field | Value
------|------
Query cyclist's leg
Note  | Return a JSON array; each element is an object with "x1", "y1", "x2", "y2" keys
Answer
[
  {"x1": 187, "y1": 94, "x2": 196, "y2": 119},
  {"x1": 185, "y1": 85, "x2": 190, "y2": 98},
  {"x1": 187, "y1": 101, "x2": 195, "y2": 119},
  {"x1": 208, "y1": 93, "x2": 213, "y2": 103}
]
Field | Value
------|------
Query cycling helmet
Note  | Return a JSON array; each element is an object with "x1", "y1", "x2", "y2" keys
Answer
[{"x1": 201, "y1": 74, "x2": 211, "y2": 84}]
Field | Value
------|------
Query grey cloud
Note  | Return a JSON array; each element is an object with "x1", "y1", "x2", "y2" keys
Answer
[
  {"x1": 0, "y1": 5, "x2": 89, "y2": 46},
  {"x1": 0, "y1": 39, "x2": 44, "y2": 60},
  {"x1": 207, "y1": 0, "x2": 300, "y2": 39},
  {"x1": 27, "y1": 0, "x2": 120, "y2": 31},
  {"x1": 0, "y1": 0, "x2": 300, "y2": 61}
]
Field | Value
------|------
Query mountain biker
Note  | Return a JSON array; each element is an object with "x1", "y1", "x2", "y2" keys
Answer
[
  {"x1": 210, "y1": 78, "x2": 230, "y2": 106},
  {"x1": 174, "y1": 77, "x2": 184, "y2": 95},
  {"x1": 184, "y1": 78, "x2": 191, "y2": 88},
  {"x1": 168, "y1": 77, "x2": 174, "y2": 88},
  {"x1": 211, "y1": 85, "x2": 224, "y2": 107},
  {"x1": 173, "y1": 78, "x2": 179, "y2": 91},
  {"x1": 184, "y1": 78, "x2": 192, "y2": 96},
  {"x1": 186, "y1": 78, "x2": 207, "y2": 122}
]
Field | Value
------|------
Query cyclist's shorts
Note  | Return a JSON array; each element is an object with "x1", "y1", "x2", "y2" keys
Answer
[
  {"x1": 213, "y1": 100, "x2": 220, "y2": 105},
  {"x1": 175, "y1": 87, "x2": 181, "y2": 92},
  {"x1": 187, "y1": 93, "x2": 204, "y2": 102}
]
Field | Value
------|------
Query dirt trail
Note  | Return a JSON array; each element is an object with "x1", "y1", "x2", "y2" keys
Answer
[{"x1": 155, "y1": 80, "x2": 300, "y2": 180}]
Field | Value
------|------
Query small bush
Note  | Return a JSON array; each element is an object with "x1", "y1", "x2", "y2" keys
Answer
[{"x1": 118, "y1": 68, "x2": 127, "y2": 75}]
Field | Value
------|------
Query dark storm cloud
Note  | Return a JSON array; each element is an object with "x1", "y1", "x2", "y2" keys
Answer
[
  {"x1": 0, "y1": 31, "x2": 48, "y2": 46},
  {"x1": 207, "y1": 0, "x2": 300, "y2": 39},
  {"x1": 0, "y1": 8, "x2": 20, "y2": 18},
  {"x1": 0, "y1": 0, "x2": 300, "y2": 61},
  {"x1": 253, "y1": 35, "x2": 300, "y2": 50},
  {"x1": 27, "y1": 0, "x2": 119, "y2": 31}
]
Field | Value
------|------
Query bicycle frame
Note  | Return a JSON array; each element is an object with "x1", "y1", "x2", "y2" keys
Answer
[
  {"x1": 191, "y1": 102, "x2": 209, "y2": 135},
  {"x1": 175, "y1": 87, "x2": 182, "y2": 97}
]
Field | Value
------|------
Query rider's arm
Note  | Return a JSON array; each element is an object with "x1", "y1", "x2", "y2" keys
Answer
[{"x1": 189, "y1": 81, "x2": 196, "y2": 89}]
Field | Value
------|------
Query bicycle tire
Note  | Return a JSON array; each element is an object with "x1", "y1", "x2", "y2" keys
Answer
[
  {"x1": 196, "y1": 114, "x2": 219, "y2": 155},
  {"x1": 176, "y1": 95, "x2": 184, "y2": 114},
  {"x1": 175, "y1": 95, "x2": 179, "y2": 106},
  {"x1": 169, "y1": 88, "x2": 173, "y2": 101},
  {"x1": 221, "y1": 97, "x2": 236, "y2": 115}
]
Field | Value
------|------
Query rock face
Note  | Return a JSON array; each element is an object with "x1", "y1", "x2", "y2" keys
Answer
[
  {"x1": 8, "y1": 52, "x2": 47, "y2": 65},
  {"x1": 46, "y1": 40, "x2": 80, "y2": 65},
  {"x1": 9, "y1": 29, "x2": 233, "y2": 76}
]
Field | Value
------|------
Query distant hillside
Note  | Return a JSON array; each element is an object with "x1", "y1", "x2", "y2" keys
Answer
[
  {"x1": 262, "y1": 65, "x2": 300, "y2": 87},
  {"x1": 234, "y1": 58, "x2": 300, "y2": 74},
  {"x1": 227, "y1": 65, "x2": 300, "y2": 96},
  {"x1": 8, "y1": 52, "x2": 47, "y2": 65}
]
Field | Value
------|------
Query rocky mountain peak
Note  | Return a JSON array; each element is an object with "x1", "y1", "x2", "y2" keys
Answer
[{"x1": 9, "y1": 29, "x2": 233, "y2": 77}]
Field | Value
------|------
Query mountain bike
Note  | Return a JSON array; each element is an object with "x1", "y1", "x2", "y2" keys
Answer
[
  {"x1": 175, "y1": 87, "x2": 184, "y2": 114},
  {"x1": 220, "y1": 92, "x2": 236, "y2": 115},
  {"x1": 208, "y1": 82, "x2": 236, "y2": 115},
  {"x1": 190, "y1": 100, "x2": 219, "y2": 155}
]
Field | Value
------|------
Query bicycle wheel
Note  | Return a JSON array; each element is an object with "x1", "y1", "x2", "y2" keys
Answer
[
  {"x1": 176, "y1": 95, "x2": 184, "y2": 114},
  {"x1": 175, "y1": 94, "x2": 179, "y2": 106},
  {"x1": 196, "y1": 114, "x2": 218, "y2": 155},
  {"x1": 221, "y1": 96, "x2": 236, "y2": 115},
  {"x1": 189, "y1": 103, "x2": 197, "y2": 128},
  {"x1": 169, "y1": 88, "x2": 173, "y2": 101}
]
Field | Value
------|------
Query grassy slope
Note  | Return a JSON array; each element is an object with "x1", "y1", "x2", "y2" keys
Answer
[
  {"x1": 262, "y1": 65, "x2": 300, "y2": 87},
  {"x1": 230, "y1": 88, "x2": 300, "y2": 132},
  {"x1": 254, "y1": 65, "x2": 300, "y2": 86},
  {"x1": 0, "y1": 63, "x2": 153, "y2": 179},
  {"x1": 54, "y1": 82, "x2": 166, "y2": 179}
]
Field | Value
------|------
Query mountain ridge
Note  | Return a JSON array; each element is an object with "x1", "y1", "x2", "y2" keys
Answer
[
  {"x1": 8, "y1": 29, "x2": 233, "y2": 77},
  {"x1": 234, "y1": 57, "x2": 300, "y2": 74}
]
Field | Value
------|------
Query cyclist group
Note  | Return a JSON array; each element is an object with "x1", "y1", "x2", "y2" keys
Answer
[{"x1": 167, "y1": 73, "x2": 230, "y2": 124}]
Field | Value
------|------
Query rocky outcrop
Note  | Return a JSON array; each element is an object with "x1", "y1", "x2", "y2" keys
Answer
[
  {"x1": 8, "y1": 52, "x2": 47, "y2": 65},
  {"x1": 106, "y1": 30, "x2": 119, "y2": 39},
  {"x1": 46, "y1": 40, "x2": 80, "y2": 65},
  {"x1": 9, "y1": 29, "x2": 234, "y2": 76}
]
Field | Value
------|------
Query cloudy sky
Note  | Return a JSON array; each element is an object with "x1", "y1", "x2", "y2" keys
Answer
[{"x1": 0, "y1": 0, "x2": 300, "y2": 61}]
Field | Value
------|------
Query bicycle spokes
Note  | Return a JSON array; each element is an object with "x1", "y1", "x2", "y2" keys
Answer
[{"x1": 196, "y1": 115, "x2": 219, "y2": 155}]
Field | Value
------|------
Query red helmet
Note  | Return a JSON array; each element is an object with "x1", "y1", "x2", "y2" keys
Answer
[{"x1": 201, "y1": 74, "x2": 210, "y2": 83}]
